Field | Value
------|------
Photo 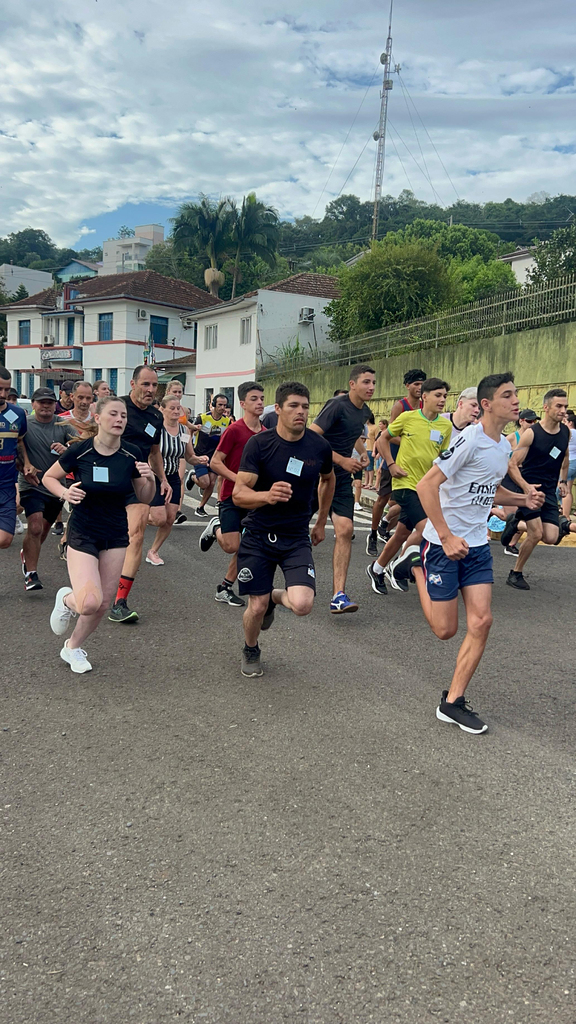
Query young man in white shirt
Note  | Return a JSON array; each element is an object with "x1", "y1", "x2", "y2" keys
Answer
[{"x1": 395, "y1": 372, "x2": 544, "y2": 734}]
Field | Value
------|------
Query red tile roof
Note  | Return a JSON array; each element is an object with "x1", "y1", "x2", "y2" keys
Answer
[
  {"x1": 6, "y1": 288, "x2": 60, "y2": 309},
  {"x1": 77, "y1": 270, "x2": 221, "y2": 310},
  {"x1": 152, "y1": 353, "x2": 196, "y2": 368},
  {"x1": 259, "y1": 272, "x2": 340, "y2": 299}
]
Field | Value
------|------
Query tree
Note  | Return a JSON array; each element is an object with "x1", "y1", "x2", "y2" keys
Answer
[
  {"x1": 172, "y1": 196, "x2": 235, "y2": 297},
  {"x1": 388, "y1": 219, "x2": 501, "y2": 263},
  {"x1": 527, "y1": 224, "x2": 576, "y2": 284},
  {"x1": 118, "y1": 225, "x2": 135, "y2": 238},
  {"x1": 449, "y1": 256, "x2": 518, "y2": 303},
  {"x1": 229, "y1": 193, "x2": 279, "y2": 299},
  {"x1": 145, "y1": 239, "x2": 207, "y2": 289},
  {"x1": 12, "y1": 284, "x2": 29, "y2": 301},
  {"x1": 3, "y1": 228, "x2": 56, "y2": 265}
]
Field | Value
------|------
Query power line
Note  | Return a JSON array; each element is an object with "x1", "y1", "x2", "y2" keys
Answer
[
  {"x1": 396, "y1": 69, "x2": 460, "y2": 202},
  {"x1": 335, "y1": 128, "x2": 378, "y2": 200},
  {"x1": 397, "y1": 75, "x2": 444, "y2": 206}
]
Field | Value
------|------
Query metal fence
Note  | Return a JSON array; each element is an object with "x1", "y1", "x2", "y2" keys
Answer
[{"x1": 257, "y1": 274, "x2": 576, "y2": 380}]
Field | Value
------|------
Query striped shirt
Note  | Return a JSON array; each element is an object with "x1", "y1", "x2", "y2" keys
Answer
[{"x1": 160, "y1": 424, "x2": 188, "y2": 476}]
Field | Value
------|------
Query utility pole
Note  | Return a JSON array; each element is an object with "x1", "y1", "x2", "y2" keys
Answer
[{"x1": 372, "y1": 0, "x2": 399, "y2": 241}]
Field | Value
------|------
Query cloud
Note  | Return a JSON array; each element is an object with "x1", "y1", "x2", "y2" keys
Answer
[{"x1": 0, "y1": 0, "x2": 575, "y2": 244}]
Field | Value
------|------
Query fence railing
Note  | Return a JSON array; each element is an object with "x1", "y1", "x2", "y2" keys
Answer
[{"x1": 257, "y1": 274, "x2": 576, "y2": 380}]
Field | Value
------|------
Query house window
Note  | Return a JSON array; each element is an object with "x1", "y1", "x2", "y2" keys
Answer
[
  {"x1": 67, "y1": 317, "x2": 75, "y2": 344},
  {"x1": 109, "y1": 369, "x2": 118, "y2": 394},
  {"x1": 18, "y1": 320, "x2": 31, "y2": 345},
  {"x1": 240, "y1": 317, "x2": 252, "y2": 345},
  {"x1": 204, "y1": 324, "x2": 218, "y2": 350},
  {"x1": 98, "y1": 312, "x2": 113, "y2": 341},
  {"x1": 15, "y1": 371, "x2": 22, "y2": 394},
  {"x1": 150, "y1": 315, "x2": 168, "y2": 346},
  {"x1": 93, "y1": 368, "x2": 102, "y2": 383},
  {"x1": 28, "y1": 374, "x2": 34, "y2": 397}
]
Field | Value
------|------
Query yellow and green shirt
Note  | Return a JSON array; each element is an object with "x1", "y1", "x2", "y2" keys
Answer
[{"x1": 388, "y1": 409, "x2": 452, "y2": 491}]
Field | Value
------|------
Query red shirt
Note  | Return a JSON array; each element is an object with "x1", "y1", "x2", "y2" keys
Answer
[{"x1": 216, "y1": 418, "x2": 265, "y2": 501}]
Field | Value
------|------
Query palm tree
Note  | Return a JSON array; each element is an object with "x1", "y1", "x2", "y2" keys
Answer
[
  {"x1": 230, "y1": 193, "x2": 280, "y2": 299},
  {"x1": 172, "y1": 195, "x2": 234, "y2": 297}
]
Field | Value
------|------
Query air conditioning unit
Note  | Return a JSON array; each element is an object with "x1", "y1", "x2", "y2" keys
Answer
[
  {"x1": 298, "y1": 306, "x2": 315, "y2": 323},
  {"x1": 136, "y1": 308, "x2": 147, "y2": 320},
  {"x1": 182, "y1": 316, "x2": 196, "y2": 330},
  {"x1": 43, "y1": 335, "x2": 55, "y2": 346}
]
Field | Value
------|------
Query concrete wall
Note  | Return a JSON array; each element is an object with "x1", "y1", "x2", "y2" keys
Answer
[
  {"x1": 258, "y1": 290, "x2": 333, "y2": 361},
  {"x1": 261, "y1": 321, "x2": 576, "y2": 418}
]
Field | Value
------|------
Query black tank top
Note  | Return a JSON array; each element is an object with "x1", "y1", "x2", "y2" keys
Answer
[{"x1": 521, "y1": 421, "x2": 570, "y2": 491}]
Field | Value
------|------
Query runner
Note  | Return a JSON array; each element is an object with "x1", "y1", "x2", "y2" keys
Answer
[
  {"x1": 187, "y1": 394, "x2": 231, "y2": 517},
  {"x1": 58, "y1": 380, "x2": 94, "y2": 431},
  {"x1": 55, "y1": 380, "x2": 75, "y2": 415},
  {"x1": 108, "y1": 365, "x2": 171, "y2": 623},
  {"x1": 233, "y1": 381, "x2": 334, "y2": 677},
  {"x1": 145, "y1": 395, "x2": 208, "y2": 565},
  {"x1": 561, "y1": 411, "x2": 576, "y2": 519},
  {"x1": 163, "y1": 379, "x2": 194, "y2": 523},
  {"x1": 93, "y1": 380, "x2": 111, "y2": 399},
  {"x1": 503, "y1": 388, "x2": 570, "y2": 590},
  {"x1": 366, "y1": 418, "x2": 393, "y2": 557},
  {"x1": 0, "y1": 368, "x2": 27, "y2": 551},
  {"x1": 310, "y1": 365, "x2": 375, "y2": 613},
  {"x1": 43, "y1": 396, "x2": 155, "y2": 673},
  {"x1": 366, "y1": 378, "x2": 452, "y2": 596},
  {"x1": 402, "y1": 372, "x2": 544, "y2": 734},
  {"x1": 497, "y1": 409, "x2": 540, "y2": 556},
  {"x1": 199, "y1": 381, "x2": 265, "y2": 607},
  {"x1": 444, "y1": 387, "x2": 479, "y2": 442},
  {"x1": 18, "y1": 388, "x2": 78, "y2": 589},
  {"x1": 388, "y1": 369, "x2": 427, "y2": 460}
]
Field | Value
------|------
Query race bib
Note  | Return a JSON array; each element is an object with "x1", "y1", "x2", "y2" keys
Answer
[
  {"x1": 182, "y1": 433, "x2": 191, "y2": 444},
  {"x1": 286, "y1": 457, "x2": 304, "y2": 477},
  {"x1": 201, "y1": 422, "x2": 212, "y2": 434},
  {"x1": 430, "y1": 429, "x2": 443, "y2": 443},
  {"x1": 93, "y1": 466, "x2": 109, "y2": 483},
  {"x1": 4, "y1": 408, "x2": 18, "y2": 424},
  {"x1": 549, "y1": 446, "x2": 561, "y2": 459},
  {"x1": 145, "y1": 422, "x2": 156, "y2": 437}
]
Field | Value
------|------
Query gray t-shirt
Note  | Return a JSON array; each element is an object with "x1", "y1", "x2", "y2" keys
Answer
[{"x1": 19, "y1": 417, "x2": 78, "y2": 496}]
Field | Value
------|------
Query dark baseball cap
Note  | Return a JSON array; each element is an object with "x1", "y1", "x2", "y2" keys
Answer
[
  {"x1": 32, "y1": 387, "x2": 57, "y2": 402},
  {"x1": 518, "y1": 408, "x2": 540, "y2": 422},
  {"x1": 60, "y1": 379, "x2": 75, "y2": 392}
]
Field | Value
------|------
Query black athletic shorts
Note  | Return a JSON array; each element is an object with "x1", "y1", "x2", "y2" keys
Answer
[
  {"x1": 516, "y1": 490, "x2": 560, "y2": 527},
  {"x1": 236, "y1": 530, "x2": 317, "y2": 596},
  {"x1": 151, "y1": 471, "x2": 181, "y2": 507},
  {"x1": 218, "y1": 496, "x2": 248, "y2": 535},
  {"x1": 353, "y1": 468, "x2": 363, "y2": 481},
  {"x1": 394, "y1": 488, "x2": 427, "y2": 531},
  {"x1": 20, "y1": 490, "x2": 62, "y2": 525},
  {"x1": 67, "y1": 522, "x2": 129, "y2": 559}
]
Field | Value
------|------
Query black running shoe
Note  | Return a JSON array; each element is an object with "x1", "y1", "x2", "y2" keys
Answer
[
  {"x1": 436, "y1": 690, "x2": 488, "y2": 734},
  {"x1": 24, "y1": 570, "x2": 43, "y2": 592},
  {"x1": 501, "y1": 513, "x2": 519, "y2": 548},
  {"x1": 506, "y1": 569, "x2": 530, "y2": 591},
  {"x1": 377, "y1": 520, "x2": 391, "y2": 543},
  {"x1": 504, "y1": 544, "x2": 519, "y2": 556},
  {"x1": 261, "y1": 596, "x2": 276, "y2": 630},
  {"x1": 108, "y1": 599, "x2": 139, "y2": 623},
  {"x1": 173, "y1": 512, "x2": 187, "y2": 525},
  {"x1": 199, "y1": 516, "x2": 220, "y2": 552},
  {"x1": 366, "y1": 532, "x2": 378, "y2": 557},
  {"x1": 555, "y1": 515, "x2": 571, "y2": 545},
  {"x1": 195, "y1": 506, "x2": 209, "y2": 518},
  {"x1": 365, "y1": 561, "x2": 388, "y2": 595},
  {"x1": 52, "y1": 521, "x2": 64, "y2": 536},
  {"x1": 185, "y1": 472, "x2": 196, "y2": 492},
  {"x1": 241, "y1": 645, "x2": 263, "y2": 677},
  {"x1": 392, "y1": 544, "x2": 421, "y2": 583}
]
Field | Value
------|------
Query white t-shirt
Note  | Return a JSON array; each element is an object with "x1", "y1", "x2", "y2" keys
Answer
[
  {"x1": 568, "y1": 428, "x2": 576, "y2": 461},
  {"x1": 423, "y1": 422, "x2": 511, "y2": 548}
]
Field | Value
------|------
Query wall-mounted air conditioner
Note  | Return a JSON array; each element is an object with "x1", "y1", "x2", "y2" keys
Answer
[
  {"x1": 298, "y1": 306, "x2": 315, "y2": 323},
  {"x1": 182, "y1": 316, "x2": 195, "y2": 330},
  {"x1": 43, "y1": 335, "x2": 55, "y2": 346},
  {"x1": 137, "y1": 308, "x2": 147, "y2": 320}
]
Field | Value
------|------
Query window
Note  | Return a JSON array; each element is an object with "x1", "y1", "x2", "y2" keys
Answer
[
  {"x1": 93, "y1": 368, "x2": 102, "y2": 382},
  {"x1": 67, "y1": 317, "x2": 75, "y2": 344},
  {"x1": 98, "y1": 312, "x2": 113, "y2": 341},
  {"x1": 150, "y1": 315, "x2": 168, "y2": 346},
  {"x1": 69, "y1": 288, "x2": 79, "y2": 300},
  {"x1": 204, "y1": 388, "x2": 213, "y2": 412},
  {"x1": 109, "y1": 368, "x2": 118, "y2": 394},
  {"x1": 240, "y1": 316, "x2": 252, "y2": 346},
  {"x1": 18, "y1": 320, "x2": 30, "y2": 345},
  {"x1": 15, "y1": 371, "x2": 22, "y2": 395},
  {"x1": 204, "y1": 324, "x2": 218, "y2": 350},
  {"x1": 28, "y1": 374, "x2": 34, "y2": 397}
]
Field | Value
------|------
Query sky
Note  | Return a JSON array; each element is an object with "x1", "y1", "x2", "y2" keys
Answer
[{"x1": 0, "y1": 0, "x2": 575, "y2": 247}]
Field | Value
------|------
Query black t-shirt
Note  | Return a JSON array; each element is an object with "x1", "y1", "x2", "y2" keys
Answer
[
  {"x1": 313, "y1": 394, "x2": 371, "y2": 472},
  {"x1": 521, "y1": 422, "x2": 570, "y2": 493},
  {"x1": 239, "y1": 428, "x2": 333, "y2": 536},
  {"x1": 121, "y1": 395, "x2": 163, "y2": 460},
  {"x1": 261, "y1": 410, "x2": 278, "y2": 429},
  {"x1": 58, "y1": 439, "x2": 142, "y2": 540}
]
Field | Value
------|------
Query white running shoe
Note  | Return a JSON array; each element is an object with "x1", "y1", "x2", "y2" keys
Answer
[
  {"x1": 60, "y1": 640, "x2": 92, "y2": 673},
  {"x1": 354, "y1": 502, "x2": 363, "y2": 512},
  {"x1": 14, "y1": 517, "x2": 24, "y2": 535},
  {"x1": 50, "y1": 586, "x2": 74, "y2": 636}
]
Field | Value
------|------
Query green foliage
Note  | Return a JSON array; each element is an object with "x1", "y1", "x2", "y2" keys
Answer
[
  {"x1": 145, "y1": 239, "x2": 206, "y2": 288},
  {"x1": 12, "y1": 283, "x2": 29, "y2": 301},
  {"x1": 229, "y1": 193, "x2": 280, "y2": 298},
  {"x1": 449, "y1": 256, "x2": 518, "y2": 303},
  {"x1": 389, "y1": 219, "x2": 501, "y2": 262},
  {"x1": 172, "y1": 195, "x2": 235, "y2": 271},
  {"x1": 118, "y1": 225, "x2": 135, "y2": 238},
  {"x1": 527, "y1": 224, "x2": 576, "y2": 284}
]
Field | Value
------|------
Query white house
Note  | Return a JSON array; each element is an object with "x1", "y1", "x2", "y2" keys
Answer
[
  {"x1": 185, "y1": 272, "x2": 340, "y2": 414},
  {"x1": 0, "y1": 264, "x2": 53, "y2": 298},
  {"x1": 497, "y1": 247, "x2": 536, "y2": 284},
  {"x1": 4, "y1": 270, "x2": 219, "y2": 409},
  {"x1": 100, "y1": 225, "x2": 164, "y2": 276}
]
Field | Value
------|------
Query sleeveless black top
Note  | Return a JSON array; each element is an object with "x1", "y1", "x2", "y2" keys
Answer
[{"x1": 521, "y1": 422, "x2": 570, "y2": 492}]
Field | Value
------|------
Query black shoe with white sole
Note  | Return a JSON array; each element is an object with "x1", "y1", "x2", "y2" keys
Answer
[
  {"x1": 436, "y1": 690, "x2": 488, "y2": 734},
  {"x1": 504, "y1": 544, "x2": 519, "y2": 556},
  {"x1": 366, "y1": 531, "x2": 378, "y2": 557},
  {"x1": 199, "y1": 516, "x2": 220, "y2": 551},
  {"x1": 377, "y1": 520, "x2": 391, "y2": 543},
  {"x1": 215, "y1": 584, "x2": 244, "y2": 607},
  {"x1": 555, "y1": 515, "x2": 571, "y2": 544},
  {"x1": 506, "y1": 569, "x2": 530, "y2": 590},
  {"x1": 24, "y1": 570, "x2": 43, "y2": 592},
  {"x1": 195, "y1": 506, "x2": 209, "y2": 518},
  {"x1": 500, "y1": 513, "x2": 519, "y2": 548},
  {"x1": 366, "y1": 561, "x2": 387, "y2": 595},
  {"x1": 173, "y1": 512, "x2": 187, "y2": 525},
  {"x1": 384, "y1": 560, "x2": 409, "y2": 593},
  {"x1": 391, "y1": 545, "x2": 421, "y2": 584}
]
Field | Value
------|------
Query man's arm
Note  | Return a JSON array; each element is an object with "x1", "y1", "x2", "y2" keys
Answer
[
  {"x1": 309, "y1": 422, "x2": 363, "y2": 473},
  {"x1": 417, "y1": 465, "x2": 468, "y2": 560},
  {"x1": 495, "y1": 484, "x2": 544, "y2": 509},
  {"x1": 310, "y1": 470, "x2": 335, "y2": 546},
  {"x1": 232, "y1": 470, "x2": 292, "y2": 509},
  {"x1": 19, "y1": 436, "x2": 39, "y2": 484},
  {"x1": 210, "y1": 447, "x2": 236, "y2": 484},
  {"x1": 558, "y1": 449, "x2": 570, "y2": 497},
  {"x1": 378, "y1": 429, "x2": 408, "y2": 479},
  {"x1": 506, "y1": 430, "x2": 534, "y2": 493},
  {"x1": 389, "y1": 399, "x2": 405, "y2": 422}
]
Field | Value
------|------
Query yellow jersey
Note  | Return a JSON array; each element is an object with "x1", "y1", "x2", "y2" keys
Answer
[{"x1": 388, "y1": 409, "x2": 451, "y2": 491}]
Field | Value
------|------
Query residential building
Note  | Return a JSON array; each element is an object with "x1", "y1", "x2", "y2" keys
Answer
[
  {"x1": 4, "y1": 270, "x2": 219, "y2": 408},
  {"x1": 184, "y1": 272, "x2": 340, "y2": 414},
  {"x1": 55, "y1": 259, "x2": 100, "y2": 283},
  {"x1": 99, "y1": 225, "x2": 165, "y2": 276},
  {"x1": 497, "y1": 247, "x2": 536, "y2": 284},
  {"x1": 151, "y1": 353, "x2": 197, "y2": 404},
  {"x1": 0, "y1": 264, "x2": 53, "y2": 298}
]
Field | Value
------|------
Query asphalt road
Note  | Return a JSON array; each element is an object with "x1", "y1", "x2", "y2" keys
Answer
[{"x1": 2, "y1": 500, "x2": 576, "y2": 1024}]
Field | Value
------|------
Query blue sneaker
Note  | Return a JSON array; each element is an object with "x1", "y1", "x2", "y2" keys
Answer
[{"x1": 330, "y1": 591, "x2": 359, "y2": 614}]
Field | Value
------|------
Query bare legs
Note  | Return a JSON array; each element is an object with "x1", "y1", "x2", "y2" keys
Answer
[
  {"x1": 243, "y1": 586, "x2": 314, "y2": 647},
  {"x1": 332, "y1": 513, "x2": 354, "y2": 595},
  {"x1": 22, "y1": 512, "x2": 51, "y2": 570},
  {"x1": 121, "y1": 503, "x2": 150, "y2": 578},
  {"x1": 148, "y1": 503, "x2": 179, "y2": 556},
  {"x1": 514, "y1": 519, "x2": 558, "y2": 574},
  {"x1": 64, "y1": 547, "x2": 126, "y2": 648}
]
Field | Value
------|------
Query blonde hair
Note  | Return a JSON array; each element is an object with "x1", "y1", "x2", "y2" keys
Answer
[{"x1": 165, "y1": 380, "x2": 183, "y2": 395}]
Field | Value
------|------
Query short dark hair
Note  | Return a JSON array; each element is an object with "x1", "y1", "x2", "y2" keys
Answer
[
  {"x1": 333, "y1": 388, "x2": 348, "y2": 397},
  {"x1": 543, "y1": 387, "x2": 567, "y2": 405},
  {"x1": 403, "y1": 368, "x2": 427, "y2": 386},
  {"x1": 73, "y1": 379, "x2": 92, "y2": 392},
  {"x1": 349, "y1": 364, "x2": 375, "y2": 382},
  {"x1": 422, "y1": 377, "x2": 450, "y2": 395},
  {"x1": 133, "y1": 364, "x2": 157, "y2": 382},
  {"x1": 0, "y1": 366, "x2": 11, "y2": 381},
  {"x1": 275, "y1": 381, "x2": 310, "y2": 408},
  {"x1": 238, "y1": 381, "x2": 264, "y2": 402},
  {"x1": 477, "y1": 372, "x2": 515, "y2": 406},
  {"x1": 567, "y1": 413, "x2": 576, "y2": 429},
  {"x1": 212, "y1": 393, "x2": 228, "y2": 405}
]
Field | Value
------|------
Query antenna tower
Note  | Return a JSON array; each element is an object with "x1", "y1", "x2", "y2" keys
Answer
[{"x1": 372, "y1": 1, "x2": 399, "y2": 240}]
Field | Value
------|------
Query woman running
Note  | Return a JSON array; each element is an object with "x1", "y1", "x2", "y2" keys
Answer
[
  {"x1": 145, "y1": 394, "x2": 208, "y2": 565},
  {"x1": 164, "y1": 379, "x2": 193, "y2": 524},
  {"x1": 43, "y1": 396, "x2": 155, "y2": 673}
]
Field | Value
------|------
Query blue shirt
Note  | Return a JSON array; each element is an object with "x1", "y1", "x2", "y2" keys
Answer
[{"x1": 0, "y1": 403, "x2": 27, "y2": 486}]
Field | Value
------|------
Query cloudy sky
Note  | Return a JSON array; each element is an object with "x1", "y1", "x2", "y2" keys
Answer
[{"x1": 1, "y1": 0, "x2": 575, "y2": 246}]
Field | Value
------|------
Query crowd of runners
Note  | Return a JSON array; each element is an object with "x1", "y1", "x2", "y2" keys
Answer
[{"x1": 1, "y1": 358, "x2": 574, "y2": 736}]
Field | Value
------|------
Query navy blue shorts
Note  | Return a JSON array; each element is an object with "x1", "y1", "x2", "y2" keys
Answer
[
  {"x1": 421, "y1": 539, "x2": 493, "y2": 602},
  {"x1": 0, "y1": 485, "x2": 17, "y2": 536}
]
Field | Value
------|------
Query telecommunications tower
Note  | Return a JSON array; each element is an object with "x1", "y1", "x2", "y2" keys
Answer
[{"x1": 372, "y1": 1, "x2": 400, "y2": 240}]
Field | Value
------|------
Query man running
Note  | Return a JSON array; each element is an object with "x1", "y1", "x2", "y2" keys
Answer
[
  {"x1": 405, "y1": 372, "x2": 544, "y2": 734},
  {"x1": 55, "y1": 380, "x2": 75, "y2": 415},
  {"x1": 109, "y1": 365, "x2": 171, "y2": 623},
  {"x1": 366, "y1": 378, "x2": 452, "y2": 595},
  {"x1": 503, "y1": 388, "x2": 570, "y2": 591},
  {"x1": 57, "y1": 380, "x2": 94, "y2": 430},
  {"x1": 444, "y1": 387, "x2": 479, "y2": 442},
  {"x1": 199, "y1": 381, "x2": 265, "y2": 607},
  {"x1": 309, "y1": 365, "x2": 375, "y2": 613},
  {"x1": 0, "y1": 368, "x2": 27, "y2": 551},
  {"x1": 233, "y1": 381, "x2": 334, "y2": 677},
  {"x1": 187, "y1": 394, "x2": 231, "y2": 517},
  {"x1": 18, "y1": 388, "x2": 78, "y2": 589}
]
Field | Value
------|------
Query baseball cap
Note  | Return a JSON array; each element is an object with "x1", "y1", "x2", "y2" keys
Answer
[
  {"x1": 518, "y1": 408, "x2": 539, "y2": 422},
  {"x1": 60, "y1": 379, "x2": 75, "y2": 393},
  {"x1": 32, "y1": 387, "x2": 57, "y2": 402}
]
